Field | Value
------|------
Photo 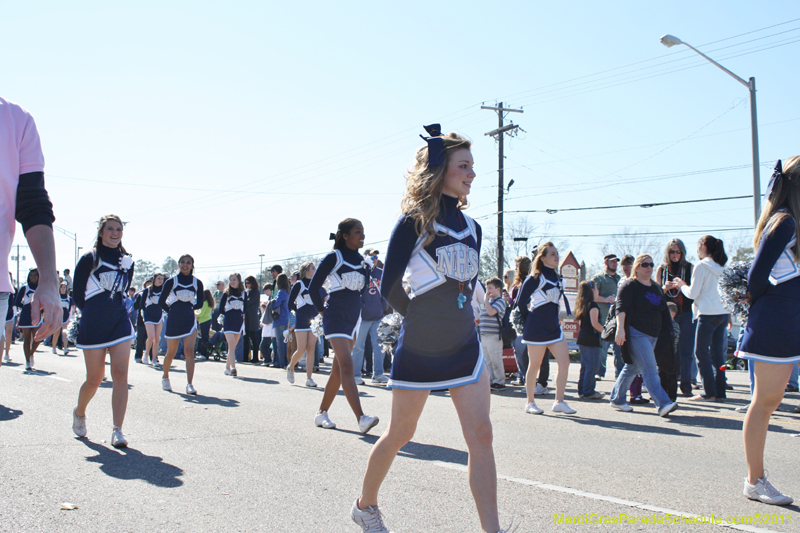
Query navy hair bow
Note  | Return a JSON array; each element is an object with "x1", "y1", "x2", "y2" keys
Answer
[
  {"x1": 329, "y1": 233, "x2": 336, "y2": 241},
  {"x1": 765, "y1": 160, "x2": 784, "y2": 199},
  {"x1": 420, "y1": 123, "x2": 445, "y2": 168}
]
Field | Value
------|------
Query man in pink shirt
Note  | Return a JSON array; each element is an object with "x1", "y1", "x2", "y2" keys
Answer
[{"x1": 0, "y1": 97, "x2": 60, "y2": 347}]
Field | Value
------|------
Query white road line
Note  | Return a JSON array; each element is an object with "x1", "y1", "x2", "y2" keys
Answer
[{"x1": 432, "y1": 461, "x2": 782, "y2": 533}]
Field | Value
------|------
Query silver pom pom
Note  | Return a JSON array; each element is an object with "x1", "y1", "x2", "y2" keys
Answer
[
  {"x1": 718, "y1": 260, "x2": 751, "y2": 321},
  {"x1": 510, "y1": 306, "x2": 525, "y2": 336},
  {"x1": 378, "y1": 312, "x2": 403, "y2": 354},
  {"x1": 310, "y1": 315, "x2": 325, "y2": 338}
]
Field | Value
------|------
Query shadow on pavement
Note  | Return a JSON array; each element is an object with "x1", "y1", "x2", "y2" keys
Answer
[
  {"x1": 398, "y1": 440, "x2": 469, "y2": 466},
  {"x1": 560, "y1": 416, "x2": 702, "y2": 437},
  {"x1": 0, "y1": 404, "x2": 23, "y2": 421},
  {"x1": 179, "y1": 393, "x2": 240, "y2": 408},
  {"x1": 236, "y1": 376, "x2": 280, "y2": 385},
  {"x1": 82, "y1": 440, "x2": 183, "y2": 487}
]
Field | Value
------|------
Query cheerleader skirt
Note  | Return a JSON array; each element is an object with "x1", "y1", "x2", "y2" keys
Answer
[
  {"x1": 165, "y1": 302, "x2": 197, "y2": 339},
  {"x1": 388, "y1": 310, "x2": 484, "y2": 391},
  {"x1": 17, "y1": 304, "x2": 43, "y2": 329},
  {"x1": 294, "y1": 305, "x2": 317, "y2": 332},
  {"x1": 521, "y1": 305, "x2": 564, "y2": 345},
  {"x1": 222, "y1": 311, "x2": 245, "y2": 335},
  {"x1": 76, "y1": 297, "x2": 134, "y2": 350},
  {"x1": 143, "y1": 305, "x2": 164, "y2": 325},
  {"x1": 739, "y1": 289, "x2": 800, "y2": 364},
  {"x1": 322, "y1": 303, "x2": 360, "y2": 340}
]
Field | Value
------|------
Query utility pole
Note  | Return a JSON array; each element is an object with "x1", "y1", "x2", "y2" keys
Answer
[
  {"x1": 259, "y1": 254, "x2": 265, "y2": 287},
  {"x1": 482, "y1": 102, "x2": 523, "y2": 277}
]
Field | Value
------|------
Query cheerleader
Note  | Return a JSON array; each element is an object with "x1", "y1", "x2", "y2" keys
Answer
[
  {"x1": 4, "y1": 273, "x2": 16, "y2": 363},
  {"x1": 218, "y1": 273, "x2": 246, "y2": 376},
  {"x1": 287, "y1": 261, "x2": 321, "y2": 387},
  {"x1": 71, "y1": 214, "x2": 136, "y2": 448},
  {"x1": 309, "y1": 220, "x2": 379, "y2": 433},
  {"x1": 140, "y1": 273, "x2": 165, "y2": 366},
  {"x1": 516, "y1": 242, "x2": 576, "y2": 415},
  {"x1": 52, "y1": 281, "x2": 74, "y2": 355},
  {"x1": 738, "y1": 157, "x2": 800, "y2": 506},
  {"x1": 158, "y1": 254, "x2": 204, "y2": 395},
  {"x1": 353, "y1": 126, "x2": 506, "y2": 533},
  {"x1": 15, "y1": 268, "x2": 44, "y2": 370}
]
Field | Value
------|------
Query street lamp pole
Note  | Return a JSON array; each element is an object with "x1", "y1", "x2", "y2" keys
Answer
[
  {"x1": 660, "y1": 34, "x2": 761, "y2": 227},
  {"x1": 259, "y1": 254, "x2": 265, "y2": 287}
]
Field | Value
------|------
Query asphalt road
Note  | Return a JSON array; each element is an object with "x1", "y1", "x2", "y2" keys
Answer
[{"x1": 1, "y1": 342, "x2": 799, "y2": 533}]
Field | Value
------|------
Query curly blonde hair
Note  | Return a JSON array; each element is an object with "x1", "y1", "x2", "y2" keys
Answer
[{"x1": 401, "y1": 132, "x2": 472, "y2": 246}]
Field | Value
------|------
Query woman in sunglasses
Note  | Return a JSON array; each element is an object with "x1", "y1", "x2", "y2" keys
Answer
[
  {"x1": 610, "y1": 254, "x2": 679, "y2": 417},
  {"x1": 656, "y1": 239, "x2": 697, "y2": 397}
]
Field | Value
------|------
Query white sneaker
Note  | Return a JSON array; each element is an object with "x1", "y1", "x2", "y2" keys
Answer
[
  {"x1": 371, "y1": 375, "x2": 389, "y2": 384},
  {"x1": 354, "y1": 376, "x2": 365, "y2": 385},
  {"x1": 552, "y1": 401, "x2": 577, "y2": 414},
  {"x1": 314, "y1": 411, "x2": 336, "y2": 429},
  {"x1": 286, "y1": 367, "x2": 295, "y2": 384},
  {"x1": 744, "y1": 472, "x2": 794, "y2": 505},
  {"x1": 525, "y1": 402, "x2": 544, "y2": 415},
  {"x1": 111, "y1": 427, "x2": 128, "y2": 448},
  {"x1": 3, "y1": 353, "x2": 10, "y2": 363},
  {"x1": 586, "y1": 391, "x2": 605, "y2": 400},
  {"x1": 658, "y1": 401, "x2": 679, "y2": 417},
  {"x1": 351, "y1": 498, "x2": 391, "y2": 532},
  {"x1": 64, "y1": 347, "x2": 69, "y2": 356},
  {"x1": 186, "y1": 383, "x2": 197, "y2": 395},
  {"x1": 162, "y1": 378, "x2": 172, "y2": 391},
  {"x1": 358, "y1": 414, "x2": 380, "y2": 434},
  {"x1": 611, "y1": 402, "x2": 634, "y2": 412},
  {"x1": 306, "y1": 378, "x2": 317, "y2": 388},
  {"x1": 224, "y1": 368, "x2": 232, "y2": 376},
  {"x1": 25, "y1": 361, "x2": 32, "y2": 371},
  {"x1": 52, "y1": 346, "x2": 57, "y2": 354},
  {"x1": 736, "y1": 404, "x2": 750, "y2": 413},
  {"x1": 142, "y1": 356, "x2": 150, "y2": 365},
  {"x1": 72, "y1": 408, "x2": 87, "y2": 437},
  {"x1": 534, "y1": 383, "x2": 548, "y2": 395}
]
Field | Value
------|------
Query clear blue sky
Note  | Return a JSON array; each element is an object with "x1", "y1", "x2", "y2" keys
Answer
[{"x1": 4, "y1": 1, "x2": 800, "y2": 284}]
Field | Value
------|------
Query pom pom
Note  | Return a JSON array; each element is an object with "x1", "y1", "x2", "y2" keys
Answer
[
  {"x1": 119, "y1": 255, "x2": 134, "y2": 271},
  {"x1": 310, "y1": 315, "x2": 324, "y2": 338},
  {"x1": 510, "y1": 306, "x2": 525, "y2": 336},
  {"x1": 717, "y1": 260, "x2": 751, "y2": 321},
  {"x1": 378, "y1": 312, "x2": 403, "y2": 354}
]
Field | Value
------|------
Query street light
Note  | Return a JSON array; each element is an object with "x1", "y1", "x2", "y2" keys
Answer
[
  {"x1": 660, "y1": 34, "x2": 761, "y2": 227},
  {"x1": 259, "y1": 254, "x2": 265, "y2": 287}
]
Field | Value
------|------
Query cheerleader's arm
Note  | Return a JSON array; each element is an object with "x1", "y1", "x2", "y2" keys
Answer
[
  {"x1": 309, "y1": 252, "x2": 336, "y2": 313},
  {"x1": 193, "y1": 280, "x2": 205, "y2": 310},
  {"x1": 71, "y1": 253, "x2": 94, "y2": 310},
  {"x1": 380, "y1": 216, "x2": 416, "y2": 316},
  {"x1": 158, "y1": 278, "x2": 174, "y2": 312},
  {"x1": 749, "y1": 216, "x2": 795, "y2": 301},
  {"x1": 515, "y1": 276, "x2": 535, "y2": 319}
]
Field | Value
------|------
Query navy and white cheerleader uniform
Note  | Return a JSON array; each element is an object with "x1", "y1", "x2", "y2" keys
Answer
[
  {"x1": 60, "y1": 293, "x2": 74, "y2": 324},
  {"x1": 218, "y1": 290, "x2": 246, "y2": 335},
  {"x1": 290, "y1": 279, "x2": 325, "y2": 332},
  {"x1": 159, "y1": 273, "x2": 204, "y2": 339},
  {"x1": 739, "y1": 214, "x2": 800, "y2": 364},
  {"x1": 381, "y1": 194, "x2": 484, "y2": 390},
  {"x1": 73, "y1": 246, "x2": 136, "y2": 350},
  {"x1": 141, "y1": 285, "x2": 164, "y2": 325},
  {"x1": 15, "y1": 283, "x2": 43, "y2": 328},
  {"x1": 5, "y1": 289, "x2": 16, "y2": 324},
  {"x1": 309, "y1": 248, "x2": 369, "y2": 340},
  {"x1": 516, "y1": 266, "x2": 567, "y2": 345}
]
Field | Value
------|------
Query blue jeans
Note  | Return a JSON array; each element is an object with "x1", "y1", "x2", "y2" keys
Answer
[
  {"x1": 611, "y1": 327, "x2": 672, "y2": 409},
  {"x1": 788, "y1": 363, "x2": 799, "y2": 389},
  {"x1": 694, "y1": 314, "x2": 729, "y2": 399},
  {"x1": 513, "y1": 336, "x2": 528, "y2": 379},
  {"x1": 579, "y1": 345, "x2": 603, "y2": 396},
  {"x1": 600, "y1": 341, "x2": 624, "y2": 378},
  {"x1": 352, "y1": 319, "x2": 383, "y2": 378},
  {"x1": 272, "y1": 324, "x2": 288, "y2": 368},
  {"x1": 675, "y1": 311, "x2": 697, "y2": 394}
]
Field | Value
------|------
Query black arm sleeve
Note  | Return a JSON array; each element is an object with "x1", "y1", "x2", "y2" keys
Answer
[
  {"x1": 288, "y1": 282, "x2": 302, "y2": 313},
  {"x1": 16, "y1": 171, "x2": 55, "y2": 233},
  {"x1": 159, "y1": 278, "x2": 174, "y2": 312},
  {"x1": 14, "y1": 286, "x2": 25, "y2": 308},
  {"x1": 515, "y1": 276, "x2": 535, "y2": 319},
  {"x1": 218, "y1": 293, "x2": 228, "y2": 316},
  {"x1": 616, "y1": 279, "x2": 635, "y2": 315},
  {"x1": 309, "y1": 253, "x2": 337, "y2": 313},
  {"x1": 72, "y1": 254, "x2": 94, "y2": 310},
  {"x1": 193, "y1": 279, "x2": 205, "y2": 310},
  {"x1": 380, "y1": 216, "x2": 417, "y2": 316},
  {"x1": 748, "y1": 217, "x2": 795, "y2": 301},
  {"x1": 134, "y1": 290, "x2": 145, "y2": 311}
]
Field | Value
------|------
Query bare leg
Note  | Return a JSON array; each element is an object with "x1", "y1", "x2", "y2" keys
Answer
[
  {"x1": 548, "y1": 339, "x2": 571, "y2": 403},
  {"x1": 152, "y1": 322, "x2": 162, "y2": 362},
  {"x1": 76, "y1": 347, "x2": 109, "y2": 416},
  {"x1": 319, "y1": 337, "x2": 364, "y2": 421},
  {"x1": 145, "y1": 323, "x2": 156, "y2": 362},
  {"x1": 61, "y1": 328, "x2": 69, "y2": 352},
  {"x1": 743, "y1": 361, "x2": 793, "y2": 483},
  {"x1": 224, "y1": 333, "x2": 241, "y2": 370},
  {"x1": 288, "y1": 330, "x2": 312, "y2": 375},
  {"x1": 450, "y1": 371, "x2": 500, "y2": 532},
  {"x1": 184, "y1": 335, "x2": 197, "y2": 384},
  {"x1": 524, "y1": 344, "x2": 547, "y2": 402},
  {"x1": 4, "y1": 321, "x2": 12, "y2": 355},
  {"x1": 162, "y1": 338, "x2": 181, "y2": 379},
  {"x1": 108, "y1": 342, "x2": 131, "y2": 428},
  {"x1": 359, "y1": 388, "x2": 429, "y2": 508}
]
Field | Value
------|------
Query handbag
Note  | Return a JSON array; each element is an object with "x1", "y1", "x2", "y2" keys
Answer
[
  {"x1": 600, "y1": 303, "x2": 616, "y2": 342},
  {"x1": 267, "y1": 299, "x2": 280, "y2": 321}
]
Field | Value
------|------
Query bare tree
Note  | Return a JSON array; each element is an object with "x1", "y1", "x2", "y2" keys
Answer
[
  {"x1": 477, "y1": 216, "x2": 569, "y2": 279},
  {"x1": 600, "y1": 227, "x2": 661, "y2": 261}
]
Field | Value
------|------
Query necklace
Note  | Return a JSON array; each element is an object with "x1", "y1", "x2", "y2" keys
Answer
[
  {"x1": 442, "y1": 199, "x2": 468, "y2": 309},
  {"x1": 662, "y1": 264, "x2": 685, "y2": 298}
]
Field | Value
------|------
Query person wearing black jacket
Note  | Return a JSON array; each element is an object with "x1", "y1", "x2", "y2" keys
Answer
[
  {"x1": 610, "y1": 254, "x2": 678, "y2": 417},
  {"x1": 242, "y1": 276, "x2": 262, "y2": 363}
]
